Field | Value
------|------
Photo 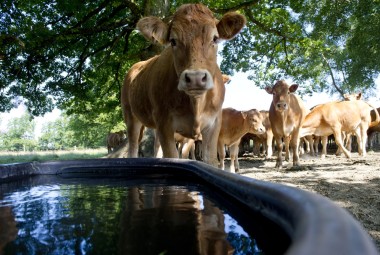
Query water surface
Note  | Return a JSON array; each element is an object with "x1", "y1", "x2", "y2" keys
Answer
[{"x1": 0, "y1": 176, "x2": 265, "y2": 255}]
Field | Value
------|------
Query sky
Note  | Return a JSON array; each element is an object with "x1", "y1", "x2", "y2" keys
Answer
[{"x1": 223, "y1": 72, "x2": 380, "y2": 111}]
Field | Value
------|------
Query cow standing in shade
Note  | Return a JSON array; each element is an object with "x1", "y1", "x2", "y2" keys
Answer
[
  {"x1": 265, "y1": 80, "x2": 308, "y2": 169},
  {"x1": 120, "y1": 4, "x2": 246, "y2": 166},
  {"x1": 107, "y1": 131, "x2": 126, "y2": 153}
]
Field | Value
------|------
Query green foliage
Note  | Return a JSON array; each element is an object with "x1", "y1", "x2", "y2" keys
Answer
[
  {"x1": 1, "y1": 0, "x2": 379, "y2": 118},
  {"x1": 0, "y1": 112, "x2": 37, "y2": 151},
  {"x1": 220, "y1": 0, "x2": 380, "y2": 97}
]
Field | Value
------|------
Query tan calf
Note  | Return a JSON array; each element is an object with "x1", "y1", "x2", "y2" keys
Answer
[
  {"x1": 218, "y1": 108, "x2": 265, "y2": 173},
  {"x1": 265, "y1": 80, "x2": 308, "y2": 168}
]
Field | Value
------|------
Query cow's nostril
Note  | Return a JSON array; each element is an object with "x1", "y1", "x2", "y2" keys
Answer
[
  {"x1": 202, "y1": 74, "x2": 207, "y2": 83},
  {"x1": 185, "y1": 74, "x2": 191, "y2": 83}
]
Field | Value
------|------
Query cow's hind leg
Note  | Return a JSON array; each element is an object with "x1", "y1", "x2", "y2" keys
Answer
[
  {"x1": 321, "y1": 136, "x2": 328, "y2": 159},
  {"x1": 333, "y1": 128, "x2": 351, "y2": 158},
  {"x1": 217, "y1": 140, "x2": 226, "y2": 170}
]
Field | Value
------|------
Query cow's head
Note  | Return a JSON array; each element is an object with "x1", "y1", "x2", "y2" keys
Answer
[
  {"x1": 265, "y1": 80, "x2": 299, "y2": 112},
  {"x1": 344, "y1": 92, "x2": 362, "y2": 101},
  {"x1": 137, "y1": 4, "x2": 246, "y2": 96},
  {"x1": 243, "y1": 109, "x2": 266, "y2": 134}
]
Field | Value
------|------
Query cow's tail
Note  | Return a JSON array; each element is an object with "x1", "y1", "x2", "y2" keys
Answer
[{"x1": 368, "y1": 103, "x2": 380, "y2": 128}]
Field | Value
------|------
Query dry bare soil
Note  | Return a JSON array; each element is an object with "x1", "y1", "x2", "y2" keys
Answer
[{"x1": 233, "y1": 149, "x2": 380, "y2": 251}]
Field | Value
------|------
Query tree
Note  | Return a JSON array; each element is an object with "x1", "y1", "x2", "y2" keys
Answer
[
  {"x1": 38, "y1": 111, "x2": 125, "y2": 149},
  {"x1": 220, "y1": 0, "x2": 380, "y2": 98},
  {"x1": 38, "y1": 116, "x2": 70, "y2": 150},
  {"x1": 0, "y1": 112, "x2": 37, "y2": 151},
  {"x1": 1, "y1": 0, "x2": 379, "y2": 119}
]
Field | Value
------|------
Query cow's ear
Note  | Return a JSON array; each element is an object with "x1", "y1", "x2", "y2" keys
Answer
[
  {"x1": 222, "y1": 74, "x2": 231, "y2": 84},
  {"x1": 241, "y1": 112, "x2": 248, "y2": 119},
  {"x1": 265, "y1": 86, "x2": 273, "y2": 94},
  {"x1": 289, "y1": 84, "x2": 299, "y2": 93},
  {"x1": 217, "y1": 12, "x2": 246, "y2": 40},
  {"x1": 357, "y1": 92, "x2": 362, "y2": 100},
  {"x1": 137, "y1": 17, "x2": 169, "y2": 45}
]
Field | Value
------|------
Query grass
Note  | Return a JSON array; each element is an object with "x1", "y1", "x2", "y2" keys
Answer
[{"x1": 0, "y1": 148, "x2": 108, "y2": 164}]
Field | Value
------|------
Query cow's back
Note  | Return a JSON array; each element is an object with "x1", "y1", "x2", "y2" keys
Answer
[{"x1": 219, "y1": 108, "x2": 245, "y2": 145}]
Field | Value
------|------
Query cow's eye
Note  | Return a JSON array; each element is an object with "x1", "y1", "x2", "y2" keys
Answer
[
  {"x1": 170, "y1": 38, "x2": 177, "y2": 47},
  {"x1": 213, "y1": 35, "x2": 219, "y2": 44}
]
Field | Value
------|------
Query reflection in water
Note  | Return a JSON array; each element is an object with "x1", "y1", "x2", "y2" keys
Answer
[{"x1": 0, "y1": 179, "x2": 263, "y2": 255}]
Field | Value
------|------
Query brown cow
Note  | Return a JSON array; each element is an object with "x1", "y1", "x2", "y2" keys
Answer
[
  {"x1": 367, "y1": 107, "x2": 380, "y2": 149},
  {"x1": 107, "y1": 131, "x2": 126, "y2": 153},
  {"x1": 217, "y1": 108, "x2": 265, "y2": 173},
  {"x1": 265, "y1": 80, "x2": 308, "y2": 168},
  {"x1": 300, "y1": 100, "x2": 380, "y2": 158},
  {"x1": 239, "y1": 110, "x2": 274, "y2": 158},
  {"x1": 120, "y1": 4, "x2": 246, "y2": 166}
]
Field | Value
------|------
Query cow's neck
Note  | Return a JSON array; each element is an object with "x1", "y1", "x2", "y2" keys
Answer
[
  {"x1": 277, "y1": 108, "x2": 290, "y2": 135},
  {"x1": 190, "y1": 95, "x2": 204, "y2": 139}
]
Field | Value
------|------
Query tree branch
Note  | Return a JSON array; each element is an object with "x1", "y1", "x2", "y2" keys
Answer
[
  {"x1": 210, "y1": 0, "x2": 260, "y2": 13},
  {"x1": 245, "y1": 8, "x2": 294, "y2": 41},
  {"x1": 321, "y1": 53, "x2": 345, "y2": 97}
]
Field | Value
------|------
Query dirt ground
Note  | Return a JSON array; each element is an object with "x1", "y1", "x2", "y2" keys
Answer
[{"x1": 231, "y1": 148, "x2": 380, "y2": 251}]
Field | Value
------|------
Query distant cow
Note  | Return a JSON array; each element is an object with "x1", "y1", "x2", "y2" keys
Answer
[
  {"x1": 253, "y1": 110, "x2": 274, "y2": 158},
  {"x1": 265, "y1": 80, "x2": 308, "y2": 168},
  {"x1": 107, "y1": 131, "x2": 126, "y2": 153},
  {"x1": 367, "y1": 107, "x2": 380, "y2": 149},
  {"x1": 300, "y1": 100, "x2": 380, "y2": 158},
  {"x1": 120, "y1": 4, "x2": 246, "y2": 166},
  {"x1": 217, "y1": 108, "x2": 265, "y2": 173}
]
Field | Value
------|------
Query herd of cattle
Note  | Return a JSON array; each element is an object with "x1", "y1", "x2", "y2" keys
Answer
[{"x1": 106, "y1": 3, "x2": 380, "y2": 172}]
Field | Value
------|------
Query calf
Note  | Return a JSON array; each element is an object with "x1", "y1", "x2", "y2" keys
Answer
[
  {"x1": 254, "y1": 110, "x2": 274, "y2": 158},
  {"x1": 218, "y1": 108, "x2": 265, "y2": 173},
  {"x1": 120, "y1": 4, "x2": 246, "y2": 166},
  {"x1": 265, "y1": 80, "x2": 308, "y2": 168},
  {"x1": 300, "y1": 100, "x2": 380, "y2": 158},
  {"x1": 107, "y1": 131, "x2": 126, "y2": 153}
]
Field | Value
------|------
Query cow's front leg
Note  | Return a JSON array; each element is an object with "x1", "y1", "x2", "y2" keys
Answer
[
  {"x1": 202, "y1": 117, "x2": 222, "y2": 167},
  {"x1": 127, "y1": 120, "x2": 143, "y2": 158},
  {"x1": 284, "y1": 136, "x2": 290, "y2": 162},
  {"x1": 291, "y1": 131, "x2": 301, "y2": 166},
  {"x1": 156, "y1": 127, "x2": 178, "y2": 158},
  {"x1": 274, "y1": 136, "x2": 283, "y2": 169}
]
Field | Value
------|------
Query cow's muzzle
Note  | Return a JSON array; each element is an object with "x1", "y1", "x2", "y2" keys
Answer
[
  {"x1": 178, "y1": 69, "x2": 213, "y2": 95},
  {"x1": 276, "y1": 102, "x2": 288, "y2": 111}
]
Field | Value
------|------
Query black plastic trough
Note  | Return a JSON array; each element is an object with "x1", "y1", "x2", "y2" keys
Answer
[{"x1": 0, "y1": 158, "x2": 378, "y2": 255}]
